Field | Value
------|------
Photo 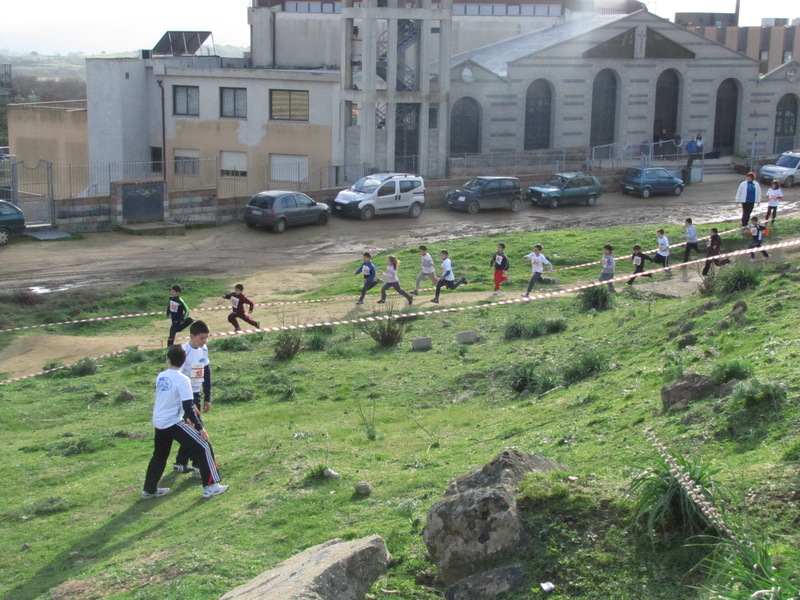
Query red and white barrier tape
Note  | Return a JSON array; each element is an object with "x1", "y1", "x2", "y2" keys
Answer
[{"x1": 2, "y1": 237, "x2": 796, "y2": 387}]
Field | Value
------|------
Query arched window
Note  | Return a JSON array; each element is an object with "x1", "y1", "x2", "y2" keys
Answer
[
  {"x1": 450, "y1": 97, "x2": 481, "y2": 156},
  {"x1": 774, "y1": 94, "x2": 798, "y2": 154},
  {"x1": 653, "y1": 69, "x2": 680, "y2": 143},
  {"x1": 525, "y1": 79, "x2": 553, "y2": 150},
  {"x1": 590, "y1": 69, "x2": 617, "y2": 148},
  {"x1": 713, "y1": 79, "x2": 739, "y2": 156}
]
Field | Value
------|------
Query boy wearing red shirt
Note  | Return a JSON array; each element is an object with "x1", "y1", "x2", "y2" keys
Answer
[{"x1": 222, "y1": 284, "x2": 259, "y2": 331}]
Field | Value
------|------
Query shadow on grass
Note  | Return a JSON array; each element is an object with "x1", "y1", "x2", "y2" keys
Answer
[{"x1": 2, "y1": 477, "x2": 203, "y2": 600}]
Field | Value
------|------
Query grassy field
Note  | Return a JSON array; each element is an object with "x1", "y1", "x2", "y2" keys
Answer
[{"x1": 1, "y1": 226, "x2": 799, "y2": 600}]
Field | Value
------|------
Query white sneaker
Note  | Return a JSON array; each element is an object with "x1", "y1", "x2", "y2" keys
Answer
[
  {"x1": 750, "y1": 258, "x2": 756, "y2": 262},
  {"x1": 141, "y1": 487, "x2": 170, "y2": 499},
  {"x1": 493, "y1": 290, "x2": 501, "y2": 295},
  {"x1": 173, "y1": 464, "x2": 200, "y2": 475},
  {"x1": 521, "y1": 293, "x2": 529, "y2": 298},
  {"x1": 202, "y1": 483, "x2": 229, "y2": 498}
]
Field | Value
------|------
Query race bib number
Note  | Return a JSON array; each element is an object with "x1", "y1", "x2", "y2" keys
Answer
[
  {"x1": 363, "y1": 267, "x2": 370, "y2": 277},
  {"x1": 602, "y1": 258, "x2": 608, "y2": 268},
  {"x1": 633, "y1": 256, "x2": 642, "y2": 266},
  {"x1": 532, "y1": 259, "x2": 541, "y2": 268},
  {"x1": 230, "y1": 296, "x2": 240, "y2": 309},
  {"x1": 495, "y1": 257, "x2": 503, "y2": 266},
  {"x1": 190, "y1": 362, "x2": 204, "y2": 384},
  {"x1": 169, "y1": 300, "x2": 179, "y2": 313}
]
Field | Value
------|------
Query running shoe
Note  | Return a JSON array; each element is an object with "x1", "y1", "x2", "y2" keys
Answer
[
  {"x1": 202, "y1": 483, "x2": 229, "y2": 498},
  {"x1": 355, "y1": 300, "x2": 364, "y2": 305},
  {"x1": 141, "y1": 488, "x2": 170, "y2": 499}
]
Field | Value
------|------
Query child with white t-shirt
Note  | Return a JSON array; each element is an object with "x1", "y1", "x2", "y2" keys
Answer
[
  {"x1": 413, "y1": 245, "x2": 438, "y2": 295},
  {"x1": 431, "y1": 250, "x2": 467, "y2": 303},
  {"x1": 142, "y1": 344, "x2": 228, "y2": 500},
  {"x1": 598, "y1": 244, "x2": 616, "y2": 292},
  {"x1": 682, "y1": 218, "x2": 701, "y2": 262},
  {"x1": 765, "y1": 180, "x2": 782, "y2": 226},
  {"x1": 522, "y1": 244, "x2": 555, "y2": 298},
  {"x1": 654, "y1": 229, "x2": 672, "y2": 275}
]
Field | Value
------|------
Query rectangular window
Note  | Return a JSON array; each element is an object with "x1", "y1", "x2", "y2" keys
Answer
[
  {"x1": 270, "y1": 154, "x2": 309, "y2": 183},
  {"x1": 174, "y1": 149, "x2": 200, "y2": 175},
  {"x1": 520, "y1": 5, "x2": 534, "y2": 16},
  {"x1": 507, "y1": 5, "x2": 520, "y2": 16},
  {"x1": 737, "y1": 28, "x2": 748, "y2": 52},
  {"x1": 452, "y1": 4, "x2": 465, "y2": 14},
  {"x1": 150, "y1": 147, "x2": 163, "y2": 174},
  {"x1": 220, "y1": 87, "x2": 247, "y2": 118},
  {"x1": 220, "y1": 151, "x2": 248, "y2": 177},
  {"x1": 465, "y1": 4, "x2": 479, "y2": 15},
  {"x1": 429, "y1": 105, "x2": 438, "y2": 129},
  {"x1": 173, "y1": 85, "x2": 199, "y2": 116},
  {"x1": 270, "y1": 90, "x2": 310, "y2": 121},
  {"x1": 349, "y1": 101, "x2": 359, "y2": 126}
]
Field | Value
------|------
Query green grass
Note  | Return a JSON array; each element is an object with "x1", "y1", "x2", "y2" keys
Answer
[{"x1": 1, "y1": 227, "x2": 800, "y2": 600}]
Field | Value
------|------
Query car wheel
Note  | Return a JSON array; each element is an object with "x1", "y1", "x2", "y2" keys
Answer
[
  {"x1": 467, "y1": 201, "x2": 480, "y2": 214},
  {"x1": 316, "y1": 212, "x2": 330, "y2": 226},
  {"x1": 408, "y1": 203, "x2": 423, "y2": 218},
  {"x1": 641, "y1": 188, "x2": 651, "y2": 199},
  {"x1": 673, "y1": 186, "x2": 683, "y2": 197},
  {"x1": 0, "y1": 228, "x2": 9, "y2": 246},
  {"x1": 360, "y1": 205, "x2": 375, "y2": 221},
  {"x1": 510, "y1": 198, "x2": 522, "y2": 212},
  {"x1": 786, "y1": 176, "x2": 795, "y2": 188},
  {"x1": 272, "y1": 219, "x2": 287, "y2": 234},
  {"x1": 549, "y1": 198, "x2": 559, "y2": 209},
  {"x1": 621, "y1": 188, "x2": 629, "y2": 195},
  {"x1": 246, "y1": 221, "x2": 256, "y2": 228},
  {"x1": 586, "y1": 194, "x2": 597, "y2": 207}
]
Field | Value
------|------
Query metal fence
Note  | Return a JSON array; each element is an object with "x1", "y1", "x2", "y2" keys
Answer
[{"x1": 447, "y1": 149, "x2": 585, "y2": 179}]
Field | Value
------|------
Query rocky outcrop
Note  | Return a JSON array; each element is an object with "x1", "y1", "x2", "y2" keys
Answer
[
  {"x1": 220, "y1": 535, "x2": 390, "y2": 600},
  {"x1": 445, "y1": 449, "x2": 565, "y2": 496},
  {"x1": 661, "y1": 373, "x2": 716, "y2": 412},
  {"x1": 445, "y1": 564, "x2": 524, "y2": 600}
]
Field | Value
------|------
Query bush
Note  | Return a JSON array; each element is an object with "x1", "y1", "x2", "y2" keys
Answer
[
  {"x1": 361, "y1": 314, "x2": 409, "y2": 347},
  {"x1": 510, "y1": 362, "x2": 560, "y2": 395},
  {"x1": 274, "y1": 329, "x2": 303, "y2": 360},
  {"x1": 562, "y1": 349, "x2": 608, "y2": 384},
  {"x1": 711, "y1": 359, "x2": 753, "y2": 384},
  {"x1": 306, "y1": 331, "x2": 328, "y2": 351},
  {"x1": 576, "y1": 285, "x2": 613, "y2": 311},
  {"x1": 543, "y1": 317, "x2": 569, "y2": 334},
  {"x1": 782, "y1": 440, "x2": 800, "y2": 462},
  {"x1": 715, "y1": 267, "x2": 761, "y2": 295},
  {"x1": 212, "y1": 335, "x2": 253, "y2": 352},
  {"x1": 69, "y1": 357, "x2": 98, "y2": 377},
  {"x1": 732, "y1": 378, "x2": 787, "y2": 407}
]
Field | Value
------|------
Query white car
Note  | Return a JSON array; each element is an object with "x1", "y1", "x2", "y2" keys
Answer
[
  {"x1": 758, "y1": 151, "x2": 800, "y2": 187},
  {"x1": 333, "y1": 173, "x2": 425, "y2": 221}
]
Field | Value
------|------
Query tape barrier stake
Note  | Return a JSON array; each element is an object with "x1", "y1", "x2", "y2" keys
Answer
[{"x1": 2, "y1": 237, "x2": 797, "y2": 387}]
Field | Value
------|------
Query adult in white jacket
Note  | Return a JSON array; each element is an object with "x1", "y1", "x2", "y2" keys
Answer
[{"x1": 735, "y1": 172, "x2": 761, "y2": 227}]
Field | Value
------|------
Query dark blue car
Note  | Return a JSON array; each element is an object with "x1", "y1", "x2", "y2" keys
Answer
[
  {"x1": 0, "y1": 200, "x2": 26, "y2": 245},
  {"x1": 620, "y1": 166, "x2": 684, "y2": 198}
]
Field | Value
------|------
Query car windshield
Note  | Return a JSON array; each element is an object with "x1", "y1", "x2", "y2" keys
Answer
[
  {"x1": 542, "y1": 175, "x2": 567, "y2": 187},
  {"x1": 774, "y1": 155, "x2": 800, "y2": 169},
  {"x1": 352, "y1": 176, "x2": 384, "y2": 193},
  {"x1": 248, "y1": 195, "x2": 274, "y2": 209},
  {"x1": 462, "y1": 178, "x2": 487, "y2": 190}
]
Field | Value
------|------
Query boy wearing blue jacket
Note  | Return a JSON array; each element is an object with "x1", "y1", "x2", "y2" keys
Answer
[{"x1": 355, "y1": 252, "x2": 380, "y2": 305}]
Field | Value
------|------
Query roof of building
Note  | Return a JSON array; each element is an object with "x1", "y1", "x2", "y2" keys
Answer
[{"x1": 447, "y1": 12, "x2": 629, "y2": 77}]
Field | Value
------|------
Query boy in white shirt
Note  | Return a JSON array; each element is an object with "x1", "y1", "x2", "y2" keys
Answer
[
  {"x1": 412, "y1": 245, "x2": 438, "y2": 295},
  {"x1": 682, "y1": 218, "x2": 701, "y2": 262},
  {"x1": 431, "y1": 250, "x2": 467, "y2": 303},
  {"x1": 142, "y1": 345, "x2": 228, "y2": 500},
  {"x1": 598, "y1": 244, "x2": 616, "y2": 293},
  {"x1": 174, "y1": 320, "x2": 212, "y2": 475},
  {"x1": 522, "y1": 244, "x2": 555, "y2": 298},
  {"x1": 654, "y1": 229, "x2": 672, "y2": 276}
]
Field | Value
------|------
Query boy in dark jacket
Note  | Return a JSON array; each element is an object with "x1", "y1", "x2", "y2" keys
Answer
[
  {"x1": 222, "y1": 284, "x2": 259, "y2": 331},
  {"x1": 355, "y1": 252, "x2": 380, "y2": 305},
  {"x1": 626, "y1": 245, "x2": 654, "y2": 285},
  {"x1": 701, "y1": 227, "x2": 728, "y2": 276},
  {"x1": 166, "y1": 284, "x2": 195, "y2": 346},
  {"x1": 490, "y1": 243, "x2": 510, "y2": 294}
]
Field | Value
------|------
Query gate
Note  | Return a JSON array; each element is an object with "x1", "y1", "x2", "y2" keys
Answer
[{"x1": 11, "y1": 160, "x2": 54, "y2": 226}]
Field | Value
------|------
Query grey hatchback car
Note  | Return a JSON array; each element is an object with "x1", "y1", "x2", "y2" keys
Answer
[
  {"x1": 620, "y1": 166, "x2": 684, "y2": 198},
  {"x1": 446, "y1": 177, "x2": 522, "y2": 213},
  {"x1": 243, "y1": 190, "x2": 331, "y2": 233}
]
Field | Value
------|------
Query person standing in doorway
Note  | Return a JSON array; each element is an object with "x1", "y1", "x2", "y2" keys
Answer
[{"x1": 735, "y1": 172, "x2": 761, "y2": 227}]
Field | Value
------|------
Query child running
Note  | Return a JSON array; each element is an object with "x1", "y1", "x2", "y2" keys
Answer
[
  {"x1": 431, "y1": 250, "x2": 467, "y2": 304},
  {"x1": 173, "y1": 320, "x2": 213, "y2": 475},
  {"x1": 489, "y1": 243, "x2": 510, "y2": 295},
  {"x1": 701, "y1": 227, "x2": 730, "y2": 277},
  {"x1": 522, "y1": 244, "x2": 555, "y2": 298},
  {"x1": 412, "y1": 245, "x2": 438, "y2": 295},
  {"x1": 598, "y1": 244, "x2": 616, "y2": 292},
  {"x1": 222, "y1": 284, "x2": 259, "y2": 331},
  {"x1": 355, "y1": 252, "x2": 380, "y2": 305},
  {"x1": 654, "y1": 229, "x2": 672, "y2": 276},
  {"x1": 166, "y1": 284, "x2": 195, "y2": 346},
  {"x1": 142, "y1": 344, "x2": 228, "y2": 500},
  {"x1": 627, "y1": 244, "x2": 654, "y2": 285},
  {"x1": 682, "y1": 218, "x2": 702, "y2": 262},
  {"x1": 765, "y1": 180, "x2": 781, "y2": 226},
  {"x1": 748, "y1": 216, "x2": 770, "y2": 262},
  {"x1": 377, "y1": 255, "x2": 413, "y2": 305}
]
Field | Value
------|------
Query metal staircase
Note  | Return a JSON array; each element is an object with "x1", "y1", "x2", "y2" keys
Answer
[{"x1": 375, "y1": 20, "x2": 421, "y2": 92}]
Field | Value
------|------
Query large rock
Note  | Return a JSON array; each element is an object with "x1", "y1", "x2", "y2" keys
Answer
[
  {"x1": 445, "y1": 449, "x2": 565, "y2": 496},
  {"x1": 661, "y1": 373, "x2": 716, "y2": 412},
  {"x1": 220, "y1": 535, "x2": 390, "y2": 600},
  {"x1": 445, "y1": 565, "x2": 525, "y2": 600},
  {"x1": 424, "y1": 485, "x2": 521, "y2": 586}
]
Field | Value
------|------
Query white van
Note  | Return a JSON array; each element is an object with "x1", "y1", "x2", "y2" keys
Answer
[
  {"x1": 758, "y1": 150, "x2": 800, "y2": 187},
  {"x1": 333, "y1": 173, "x2": 425, "y2": 221}
]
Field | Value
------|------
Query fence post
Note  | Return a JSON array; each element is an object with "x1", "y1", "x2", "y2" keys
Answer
[{"x1": 749, "y1": 134, "x2": 757, "y2": 173}]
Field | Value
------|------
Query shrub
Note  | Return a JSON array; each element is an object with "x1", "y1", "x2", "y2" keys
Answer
[
  {"x1": 306, "y1": 331, "x2": 328, "y2": 351},
  {"x1": 42, "y1": 360, "x2": 65, "y2": 373},
  {"x1": 274, "y1": 329, "x2": 303, "y2": 360},
  {"x1": 510, "y1": 362, "x2": 560, "y2": 395},
  {"x1": 360, "y1": 314, "x2": 409, "y2": 347},
  {"x1": 5, "y1": 290, "x2": 47, "y2": 306},
  {"x1": 543, "y1": 317, "x2": 568, "y2": 334},
  {"x1": 212, "y1": 335, "x2": 252, "y2": 352},
  {"x1": 715, "y1": 267, "x2": 761, "y2": 295},
  {"x1": 50, "y1": 437, "x2": 106, "y2": 456},
  {"x1": 731, "y1": 378, "x2": 787, "y2": 407},
  {"x1": 327, "y1": 344, "x2": 358, "y2": 359},
  {"x1": 354, "y1": 396, "x2": 378, "y2": 440},
  {"x1": 69, "y1": 357, "x2": 98, "y2": 377},
  {"x1": 782, "y1": 440, "x2": 800, "y2": 462},
  {"x1": 576, "y1": 285, "x2": 613, "y2": 311},
  {"x1": 562, "y1": 349, "x2": 608, "y2": 384},
  {"x1": 711, "y1": 359, "x2": 753, "y2": 384},
  {"x1": 119, "y1": 347, "x2": 147, "y2": 363}
]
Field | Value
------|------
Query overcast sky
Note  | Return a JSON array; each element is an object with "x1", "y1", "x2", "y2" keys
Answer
[{"x1": 1, "y1": 0, "x2": 798, "y2": 55}]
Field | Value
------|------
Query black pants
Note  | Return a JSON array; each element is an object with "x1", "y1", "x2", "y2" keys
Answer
[
  {"x1": 168, "y1": 317, "x2": 194, "y2": 346},
  {"x1": 175, "y1": 393, "x2": 208, "y2": 467},
  {"x1": 358, "y1": 279, "x2": 379, "y2": 301},
  {"x1": 741, "y1": 202, "x2": 755, "y2": 227},
  {"x1": 748, "y1": 239, "x2": 769, "y2": 259},
  {"x1": 654, "y1": 254, "x2": 670, "y2": 270},
  {"x1": 683, "y1": 242, "x2": 701, "y2": 262},
  {"x1": 627, "y1": 267, "x2": 653, "y2": 285},
  {"x1": 143, "y1": 421, "x2": 220, "y2": 493},
  {"x1": 765, "y1": 206, "x2": 777, "y2": 224},
  {"x1": 434, "y1": 278, "x2": 463, "y2": 300}
]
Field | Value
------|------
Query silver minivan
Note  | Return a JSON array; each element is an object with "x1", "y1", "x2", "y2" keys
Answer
[
  {"x1": 758, "y1": 151, "x2": 800, "y2": 187},
  {"x1": 332, "y1": 173, "x2": 425, "y2": 221}
]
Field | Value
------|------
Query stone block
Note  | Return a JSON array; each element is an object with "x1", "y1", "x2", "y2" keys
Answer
[
  {"x1": 456, "y1": 331, "x2": 478, "y2": 344},
  {"x1": 412, "y1": 337, "x2": 432, "y2": 351},
  {"x1": 445, "y1": 565, "x2": 524, "y2": 600}
]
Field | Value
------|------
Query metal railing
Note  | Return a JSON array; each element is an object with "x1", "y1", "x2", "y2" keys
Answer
[{"x1": 447, "y1": 149, "x2": 584, "y2": 179}]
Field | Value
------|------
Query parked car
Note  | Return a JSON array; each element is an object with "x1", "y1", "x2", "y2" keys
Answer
[
  {"x1": 243, "y1": 190, "x2": 331, "y2": 234},
  {"x1": 445, "y1": 176, "x2": 522, "y2": 213},
  {"x1": 332, "y1": 173, "x2": 425, "y2": 220},
  {"x1": 620, "y1": 166, "x2": 684, "y2": 198},
  {"x1": 0, "y1": 199, "x2": 26, "y2": 245},
  {"x1": 526, "y1": 173, "x2": 602, "y2": 208},
  {"x1": 758, "y1": 150, "x2": 800, "y2": 187}
]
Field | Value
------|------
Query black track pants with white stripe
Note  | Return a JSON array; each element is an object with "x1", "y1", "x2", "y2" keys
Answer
[{"x1": 143, "y1": 422, "x2": 220, "y2": 494}]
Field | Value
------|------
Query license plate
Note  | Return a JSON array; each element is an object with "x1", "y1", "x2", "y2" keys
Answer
[
  {"x1": 250, "y1": 209, "x2": 262, "y2": 216},
  {"x1": 625, "y1": 186, "x2": 634, "y2": 190},
  {"x1": 458, "y1": 196, "x2": 465, "y2": 202}
]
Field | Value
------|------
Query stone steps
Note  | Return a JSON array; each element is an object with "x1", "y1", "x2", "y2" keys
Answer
[{"x1": 119, "y1": 221, "x2": 185, "y2": 236}]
